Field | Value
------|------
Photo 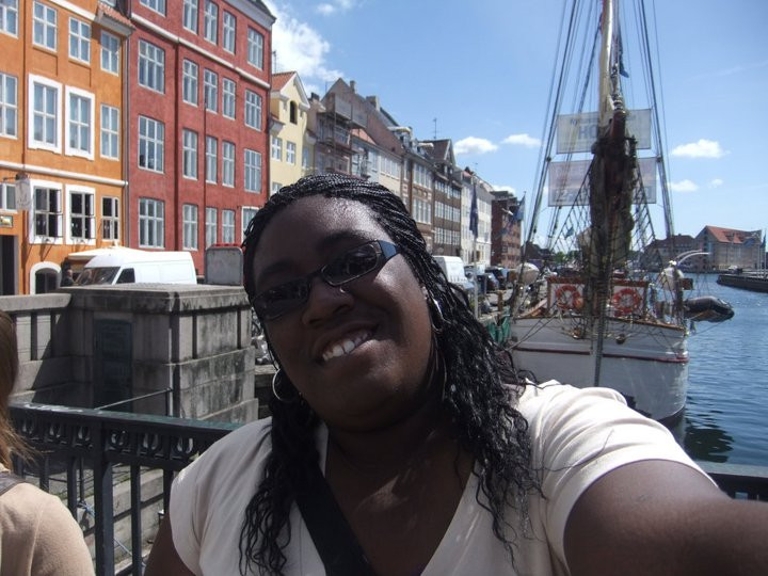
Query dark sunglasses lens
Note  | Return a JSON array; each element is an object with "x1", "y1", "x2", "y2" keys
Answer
[
  {"x1": 325, "y1": 243, "x2": 380, "y2": 284},
  {"x1": 260, "y1": 280, "x2": 308, "y2": 319}
]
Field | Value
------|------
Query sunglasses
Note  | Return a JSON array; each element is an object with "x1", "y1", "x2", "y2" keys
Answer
[{"x1": 252, "y1": 239, "x2": 400, "y2": 320}]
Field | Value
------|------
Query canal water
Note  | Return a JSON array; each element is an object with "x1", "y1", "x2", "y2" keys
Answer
[{"x1": 676, "y1": 275, "x2": 768, "y2": 466}]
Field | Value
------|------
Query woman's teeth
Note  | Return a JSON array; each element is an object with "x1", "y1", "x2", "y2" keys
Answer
[{"x1": 322, "y1": 332, "x2": 370, "y2": 362}]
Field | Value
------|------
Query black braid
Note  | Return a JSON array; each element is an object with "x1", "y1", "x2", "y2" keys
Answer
[{"x1": 239, "y1": 174, "x2": 539, "y2": 575}]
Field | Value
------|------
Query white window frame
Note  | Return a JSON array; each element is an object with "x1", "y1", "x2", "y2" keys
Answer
[
  {"x1": 32, "y1": 181, "x2": 63, "y2": 244},
  {"x1": 65, "y1": 86, "x2": 94, "y2": 159},
  {"x1": 182, "y1": 0, "x2": 198, "y2": 33},
  {"x1": 29, "y1": 75, "x2": 61, "y2": 153},
  {"x1": 222, "y1": 140, "x2": 235, "y2": 187},
  {"x1": 244, "y1": 90, "x2": 262, "y2": 130},
  {"x1": 138, "y1": 40, "x2": 165, "y2": 93},
  {"x1": 0, "y1": 181, "x2": 16, "y2": 211},
  {"x1": 247, "y1": 27, "x2": 264, "y2": 70},
  {"x1": 138, "y1": 115, "x2": 165, "y2": 173},
  {"x1": 182, "y1": 203, "x2": 198, "y2": 250},
  {"x1": 203, "y1": 69, "x2": 217, "y2": 112},
  {"x1": 101, "y1": 196, "x2": 120, "y2": 241},
  {"x1": 100, "y1": 103, "x2": 119, "y2": 159},
  {"x1": 205, "y1": 206, "x2": 217, "y2": 248},
  {"x1": 0, "y1": 71, "x2": 17, "y2": 138},
  {"x1": 101, "y1": 31, "x2": 119, "y2": 74},
  {"x1": 139, "y1": 197, "x2": 164, "y2": 248},
  {"x1": 140, "y1": 0, "x2": 166, "y2": 16},
  {"x1": 67, "y1": 185, "x2": 96, "y2": 245},
  {"x1": 68, "y1": 17, "x2": 91, "y2": 64},
  {"x1": 222, "y1": 11, "x2": 235, "y2": 53},
  {"x1": 182, "y1": 59, "x2": 198, "y2": 105},
  {"x1": 286, "y1": 141, "x2": 296, "y2": 165},
  {"x1": 205, "y1": 135, "x2": 217, "y2": 184},
  {"x1": 222, "y1": 78, "x2": 235, "y2": 119},
  {"x1": 1, "y1": 0, "x2": 18, "y2": 37},
  {"x1": 203, "y1": 0, "x2": 218, "y2": 44},
  {"x1": 182, "y1": 129, "x2": 198, "y2": 179},
  {"x1": 33, "y1": 1, "x2": 57, "y2": 51},
  {"x1": 242, "y1": 207, "x2": 257, "y2": 240},
  {"x1": 271, "y1": 136, "x2": 282, "y2": 161},
  {"x1": 244, "y1": 149, "x2": 261, "y2": 193},
  {"x1": 222, "y1": 209, "x2": 235, "y2": 243}
]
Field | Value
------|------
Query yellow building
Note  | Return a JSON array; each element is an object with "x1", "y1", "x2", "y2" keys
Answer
[
  {"x1": 269, "y1": 71, "x2": 311, "y2": 194},
  {"x1": 0, "y1": 1, "x2": 131, "y2": 294}
]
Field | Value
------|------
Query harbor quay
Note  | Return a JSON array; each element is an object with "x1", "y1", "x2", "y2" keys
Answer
[{"x1": 1, "y1": 285, "x2": 767, "y2": 575}]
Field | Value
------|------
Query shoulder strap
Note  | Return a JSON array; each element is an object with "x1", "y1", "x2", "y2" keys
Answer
[
  {"x1": 0, "y1": 471, "x2": 24, "y2": 497},
  {"x1": 295, "y1": 464, "x2": 376, "y2": 576}
]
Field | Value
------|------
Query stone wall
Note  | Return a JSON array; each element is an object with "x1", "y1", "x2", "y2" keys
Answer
[{"x1": 0, "y1": 284, "x2": 261, "y2": 424}]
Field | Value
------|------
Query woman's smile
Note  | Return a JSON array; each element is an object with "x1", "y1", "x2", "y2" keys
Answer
[{"x1": 320, "y1": 328, "x2": 374, "y2": 363}]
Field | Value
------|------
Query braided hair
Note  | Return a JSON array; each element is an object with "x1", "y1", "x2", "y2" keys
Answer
[{"x1": 240, "y1": 174, "x2": 538, "y2": 574}]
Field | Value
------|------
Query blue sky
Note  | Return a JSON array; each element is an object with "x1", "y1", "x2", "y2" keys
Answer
[{"x1": 263, "y1": 0, "x2": 768, "y2": 238}]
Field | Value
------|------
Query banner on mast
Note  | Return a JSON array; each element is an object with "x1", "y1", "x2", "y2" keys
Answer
[{"x1": 556, "y1": 109, "x2": 652, "y2": 154}]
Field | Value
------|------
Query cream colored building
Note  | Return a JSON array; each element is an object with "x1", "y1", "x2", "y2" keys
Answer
[{"x1": 269, "y1": 72, "x2": 311, "y2": 194}]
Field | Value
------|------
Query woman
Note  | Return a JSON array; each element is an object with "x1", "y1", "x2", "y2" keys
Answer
[
  {"x1": 0, "y1": 310, "x2": 94, "y2": 576},
  {"x1": 147, "y1": 174, "x2": 767, "y2": 575}
]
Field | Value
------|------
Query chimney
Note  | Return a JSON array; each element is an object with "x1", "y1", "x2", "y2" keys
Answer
[{"x1": 350, "y1": 80, "x2": 356, "y2": 93}]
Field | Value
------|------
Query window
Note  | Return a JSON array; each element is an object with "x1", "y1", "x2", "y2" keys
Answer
[
  {"x1": 100, "y1": 31, "x2": 120, "y2": 74},
  {"x1": 222, "y1": 209, "x2": 235, "y2": 243},
  {"x1": 205, "y1": 207, "x2": 217, "y2": 248},
  {"x1": 69, "y1": 17, "x2": 91, "y2": 64},
  {"x1": 34, "y1": 186, "x2": 62, "y2": 239},
  {"x1": 102, "y1": 196, "x2": 119, "y2": 241},
  {"x1": 30, "y1": 76, "x2": 60, "y2": 151},
  {"x1": 290, "y1": 101, "x2": 298, "y2": 124},
  {"x1": 0, "y1": 181, "x2": 15, "y2": 210},
  {"x1": 242, "y1": 207, "x2": 257, "y2": 239},
  {"x1": 222, "y1": 141, "x2": 234, "y2": 186},
  {"x1": 66, "y1": 88, "x2": 93, "y2": 157},
  {"x1": 205, "y1": 136, "x2": 217, "y2": 183},
  {"x1": 244, "y1": 90, "x2": 262, "y2": 130},
  {"x1": 182, "y1": 60, "x2": 198, "y2": 105},
  {"x1": 183, "y1": 204, "x2": 198, "y2": 250},
  {"x1": 138, "y1": 40, "x2": 165, "y2": 93},
  {"x1": 244, "y1": 149, "x2": 261, "y2": 193},
  {"x1": 140, "y1": 0, "x2": 166, "y2": 15},
  {"x1": 138, "y1": 116, "x2": 164, "y2": 172},
  {"x1": 222, "y1": 11, "x2": 235, "y2": 53},
  {"x1": 0, "y1": 72, "x2": 17, "y2": 138},
  {"x1": 100, "y1": 104, "x2": 119, "y2": 159},
  {"x1": 1, "y1": 0, "x2": 19, "y2": 36},
  {"x1": 247, "y1": 28, "x2": 264, "y2": 70},
  {"x1": 139, "y1": 198, "x2": 164, "y2": 248},
  {"x1": 182, "y1": 129, "x2": 198, "y2": 179},
  {"x1": 271, "y1": 136, "x2": 282, "y2": 161},
  {"x1": 271, "y1": 182, "x2": 281, "y2": 195},
  {"x1": 183, "y1": 0, "x2": 198, "y2": 32},
  {"x1": 203, "y1": 0, "x2": 218, "y2": 44},
  {"x1": 286, "y1": 141, "x2": 296, "y2": 165},
  {"x1": 203, "y1": 70, "x2": 217, "y2": 112},
  {"x1": 222, "y1": 78, "x2": 235, "y2": 119},
  {"x1": 33, "y1": 1, "x2": 56, "y2": 50},
  {"x1": 69, "y1": 188, "x2": 95, "y2": 242}
]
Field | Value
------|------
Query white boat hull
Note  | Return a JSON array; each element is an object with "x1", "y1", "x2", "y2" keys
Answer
[{"x1": 509, "y1": 316, "x2": 688, "y2": 423}]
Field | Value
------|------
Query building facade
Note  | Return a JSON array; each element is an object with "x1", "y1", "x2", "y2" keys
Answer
[{"x1": 269, "y1": 70, "x2": 310, "y2": 194}]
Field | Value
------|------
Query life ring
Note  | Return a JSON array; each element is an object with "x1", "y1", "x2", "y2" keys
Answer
[
  {"x1": 555, "y1": 284, "x2": 583, "y2": 310},
  {"x1": 612, "y1": 287, "x2": 643, "y2": 316}
]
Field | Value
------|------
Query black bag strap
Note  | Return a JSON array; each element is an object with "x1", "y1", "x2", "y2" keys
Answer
[
  {"x1": 295, "y1": 464, "x2": 376, "y2": 576},
  {"x1": 0, "y1": 470, "x2": 24, "y2": 497}
]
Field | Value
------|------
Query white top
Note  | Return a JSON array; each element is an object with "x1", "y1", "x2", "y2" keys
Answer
[{"x1": 170, "y1": 382, "x2": 709, "y2": 575}]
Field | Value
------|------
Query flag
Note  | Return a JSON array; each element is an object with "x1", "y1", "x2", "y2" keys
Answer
[
  {"x1": 469, "y1": 181, "x2": 478, "y2": 239},
  {"x1": 564, "y1": 225, "x2": 575, "y2": 238},
  {"x1": 514, "y1": 197, "x2": 525, "y2": 222}
]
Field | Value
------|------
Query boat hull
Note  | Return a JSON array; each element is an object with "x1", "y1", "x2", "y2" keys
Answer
[
  {"x1": 717, "y1": 273, "x2": 768, "y2": 293},
  {"x1": 509, "y1": 317, "x2": 688, "y2": 423}
]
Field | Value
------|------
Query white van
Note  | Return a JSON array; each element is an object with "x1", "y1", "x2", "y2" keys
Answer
[
  {"x1": 433, "y1": 255, "x2": 474, "y2": 292},
  {"x1": 75, "y1": 250, "x2": 197, "y2": 286}
]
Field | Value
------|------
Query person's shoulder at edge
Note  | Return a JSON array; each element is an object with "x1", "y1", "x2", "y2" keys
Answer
[{"x1": 1, "y1": 481, "x2": 95, "y2": 576}]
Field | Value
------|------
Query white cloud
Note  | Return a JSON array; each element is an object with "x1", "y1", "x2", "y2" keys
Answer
[
  {"x1": 454, "y1": 137, "x2": 499, "y2": 155},
  {"x1": 671, "y1": 139, "x2": 727, "y2": 159},
  {"x1": 265, "y1": 1, "x2": 345, "y2": 91},
  {"x1": 709, "y1": 178, "x2": 724, "y2": 188},
  {"x1": 316, "y1": 0, "x2": 357, "y2": 14},
  {"x1": 670, "y1": 179, "x2": 698, "y2": 193},
  {"x1": 502, "y1": 133, "x2": 541, "y2": 148},
  {"x1": 491, "y1": 184, "x2": 517, "y2": 194}
]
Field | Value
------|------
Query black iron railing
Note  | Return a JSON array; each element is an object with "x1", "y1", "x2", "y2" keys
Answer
[{"x1": 9, "y1": 402, "x2": 768, "y2": 575}]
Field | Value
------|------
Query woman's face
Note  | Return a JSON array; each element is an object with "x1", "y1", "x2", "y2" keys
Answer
[{"x1": 251, "y1": 196, "x2": 434, "y2": 431}]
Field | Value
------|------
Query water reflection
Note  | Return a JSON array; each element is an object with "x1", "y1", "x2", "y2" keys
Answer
[{"x1": 680, "y1": 414, "x2": 734, "y2": 463}]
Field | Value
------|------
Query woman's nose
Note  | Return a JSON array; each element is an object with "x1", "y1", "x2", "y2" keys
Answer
[{"x1": 301, "y1": 275, "x2": 354, "y2": 325}]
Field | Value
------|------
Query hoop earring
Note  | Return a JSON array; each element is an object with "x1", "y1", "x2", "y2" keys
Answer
[
  {"x1": 271, "y1": 369, "x2": 299, "y2": 403},
  {"x1": 427, "y1": 294, "x2": 445, "y2": 333}
]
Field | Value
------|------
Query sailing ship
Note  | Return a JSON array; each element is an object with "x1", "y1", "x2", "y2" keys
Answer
[{"x1": 507, "y1": 0, "x2": 733, "y2": 423}]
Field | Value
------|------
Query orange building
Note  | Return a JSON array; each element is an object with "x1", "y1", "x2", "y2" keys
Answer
[{"x1": 0, "y1": 1, "x2": 132, "y2": 294}]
